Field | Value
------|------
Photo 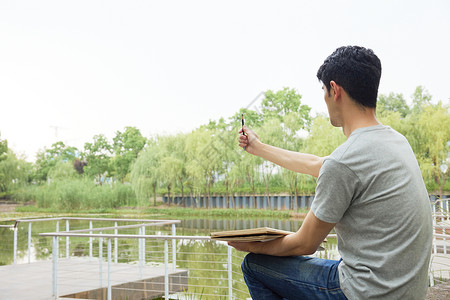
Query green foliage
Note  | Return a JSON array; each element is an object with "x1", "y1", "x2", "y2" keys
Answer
[
  {"x1": 143, "y1": 207, "x2": 292, "y2": 218},
  {"x1": 0, "y1": 135, "x2": 31, "y2": 196},
  {"x1": 304, "y1": 114, "x2": 346, "y2": 156},
  {"x1": 0, "y1": 150, "x2": 32, "y2": 196},
  {"x1": 48, "y1": 160, "x2": 78, "y2": 181},
  {"x1": 130, "y1": 139, "x2": 161, "y2": 206},
  {"x1": 377, "y1": 92, "x2": 410, "y2": 117},
  {"x1": 411, "y1": 85, "x2": 432, "y2": 114},
  {"x1": 33, "y1": 141, "x2": 78, "y2": 182},
  {"x1": 4, "y1": 86, "x2": 450, "y2": 210},
  {"x1": 261, "y1": 87, "x2": 312, "y2": 131},
  {"x1": 83, "y1": 134, "x2": 113, "y2": 180},
  {"x1": 408, "y1": 101, "x2": 449, "y2": 196},
  {"x1": 17, "y1": 179, "x2": 137, "y2": 209},
  {"x1": 112, "y1": 126, "x2": 147, "y2": 181},
  {"x1": 0, "y1": 134, "x2": 7, "y2": 162}
]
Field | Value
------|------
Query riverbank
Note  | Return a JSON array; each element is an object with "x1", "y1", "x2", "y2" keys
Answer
[{"x1": 0, "y1": 202, "x2": 309, "y2": 221}]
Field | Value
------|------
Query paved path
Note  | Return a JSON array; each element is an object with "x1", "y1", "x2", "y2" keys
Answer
[{"x1": 0, "y1": 257, "x2": 187, "y2": 300}]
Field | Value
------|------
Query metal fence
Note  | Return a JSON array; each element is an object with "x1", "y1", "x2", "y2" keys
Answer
[
  {"x1": 1, "y1": 217, "x2": 250, "y2": 299},
  {"x1": 430, "y1": 197, "x2": 450, "y2": 286},
  {"x1": 40, "y1": 231, "x2": 250, "y2": 300}
]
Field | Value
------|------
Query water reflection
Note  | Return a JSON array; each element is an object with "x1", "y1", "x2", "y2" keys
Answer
[{"x1": 0, "y1": 217, "x2": 340, "y2": 266}]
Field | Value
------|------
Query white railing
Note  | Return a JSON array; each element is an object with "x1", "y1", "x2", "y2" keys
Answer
[
  {"x1": 0, "y1": 216, "x2": 249, "y2": 299},
  {"x1": 430, "y1": 197, "x2": 450, "y2": 286},
  {"x1": 5, "y1": 217, "x2": 180, "y2": 264},
  {"x1": 38, "y1": 231, "x2": 249, "y2": 300}
]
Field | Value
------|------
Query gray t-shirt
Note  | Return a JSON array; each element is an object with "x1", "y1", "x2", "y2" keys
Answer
[{"x1": 311, "y1": 125, "x2": 432, "y2": 300}]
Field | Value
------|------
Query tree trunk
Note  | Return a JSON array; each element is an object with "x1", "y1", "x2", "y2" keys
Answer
[
  {"x1": 167, "y1": 184, "x2": 171, "y2": 207},
  {"x1": 232, "y1": 193, "x2": 236, "y2": 210},
  {"x1": 208, "y1": 181, "x2": 212, "y2": 209},
  {"x1": 153, "y1": 183, "x2": 157, "y2": 206},
  {"x1": 180, "y1": 181, "x2": 185, "y2": 207},
  {"x1": 226, "y1": 180, "x2": 229, "y2": 208}
]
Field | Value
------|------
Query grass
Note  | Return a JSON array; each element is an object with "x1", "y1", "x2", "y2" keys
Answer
[{"x1": 12, "y1": 204, "x2": 308, "y2": 220}]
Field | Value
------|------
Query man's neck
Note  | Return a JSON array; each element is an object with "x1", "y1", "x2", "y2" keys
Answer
[{"x1": 341, "y1": 107, "x2": 380, "y2": 138}]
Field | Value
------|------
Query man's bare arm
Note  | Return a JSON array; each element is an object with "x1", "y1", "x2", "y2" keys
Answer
[
  {"x1": 239, "y1": 125, "x2": 325, "y2": 178},
  {"x1": 228, "y1": 210, "x2": 335, "y2": 256}
]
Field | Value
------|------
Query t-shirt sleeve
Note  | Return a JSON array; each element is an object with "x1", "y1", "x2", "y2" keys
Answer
[{"x1": 311, "y1": 158, "x2": 361, "y2": 224}]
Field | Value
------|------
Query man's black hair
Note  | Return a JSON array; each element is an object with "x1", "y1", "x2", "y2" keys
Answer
[{"x1": 316, "y1": 46, "x2": 382, "y2": 108}]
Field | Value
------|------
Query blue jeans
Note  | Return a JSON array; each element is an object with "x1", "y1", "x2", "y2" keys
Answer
[{"x1": 241, "y1": 253, "x2": 347, "y2": 300}]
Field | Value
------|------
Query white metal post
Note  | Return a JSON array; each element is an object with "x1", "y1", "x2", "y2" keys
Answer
[
  {"x1": 28, "y1": 222, "x2": 32, "y2": 263},
  {"x1": 138, "y1": 227, "x2": 143, "y2": 279},
  {"x1": 228, "y1": 246, "x2": 233, "y2": 300},
  {"x1": 52, "y1": 236, "x2": 56, "y2": 296},
  {"x1": 107, "y1": 238, "x2": 112, "y2": 300},
  {"x1": 52, "y1": 235, "x2": 59, "y2": 297},
  {"x1": 56, "y1": 220, "x2": 59, "y2": 261},
  {"x1": 89, "y1": 220, "x2": 93, "y2": 259},
  {"x1": 164, "y1": 239, "x2": 169, "y2": 300},
  {"x1": 142, "y1": 225, "x2": 146, "y2": 265},
  {"x1": 99, "y1": 231, "x2": 103, "y2": 288},
  {"x1": 432, "y1": 204, "x2": 437, "y2": 253},
  {"x1": 172, "y1": 224, "x2": 176, "y2": 270},
  {"x1": 114, "y1": 221, "x2": 118, "y2": 263},
  {"x1": 444, "y1": 227, "x2": 447, "y2": 254},
  {"x1": 66, "y1": 219, "x2": 69, "y2": 259}
]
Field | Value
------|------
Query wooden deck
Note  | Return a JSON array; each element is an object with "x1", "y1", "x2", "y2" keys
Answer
[{"x1": 0, "y1": 257, "x2": 187, "y2": 300}]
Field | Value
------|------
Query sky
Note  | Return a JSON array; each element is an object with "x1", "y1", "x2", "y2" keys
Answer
[{"x1": 1, "y1": 0, "x2": 449, "y2": 162}]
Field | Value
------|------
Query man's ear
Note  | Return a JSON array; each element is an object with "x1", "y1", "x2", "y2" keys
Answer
[{"x1": 330, "y1": 81, "x2": 342, "y2": 101}]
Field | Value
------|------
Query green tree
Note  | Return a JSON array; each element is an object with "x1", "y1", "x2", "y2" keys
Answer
[
  {"x1": 130, "y1": 139, "x2": 161, "y2": 206},
  {"x1": 47, "y1": 160, "x2": 78, "y2": 181},
  {"x1": 280, "y1": 130, "x2": 305, "y2": 209},
  {"x1": 407, "y1": 101, "x2": 450, "y2": 197},
  {"x1": 83, "y1": 134, "x2": 113, "y2": 182},
  {"x1": 304, "y1": 115, "x2": 346, "y2": 157},
  {"x1": 206, "y1": 118, "x2": 243, "y2": 208},
  {"x1": 185, "y1": 128, "x2": 220, "y2": 208},
  {"x1": 258, "y1": 118, "x2": 286, "y2": 208},
  {"x1": 33, "y1": 141, "x2": 78, "y2": 182},
  {"x1": 158, "y1": 133, "x2": 189, "y2": 206},
  {"x1": 0, "y1": 150, "x2": 31, "y2": 196},
  {"x1": 112, "y1": 127, "x2": 147, "y2": 182},
  {"x1": 261, "y1": 87, "x2": 312, "y2": 131},
  {"x1": 377, "y1": 92, "x2": 410, "y2": 117},
  {"x1": 411, "y1": 86, "x2": 432, "y2": 114},
  {"x1": 230, "y1": 108, "x2": 264, "y2": 129},
  {"x1": 0, "y1": 134, "x2": 7, "y2": 162}
]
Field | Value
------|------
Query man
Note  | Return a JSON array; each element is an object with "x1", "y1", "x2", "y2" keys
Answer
[{"x1": 230, "y1": 46, "x2": 432, "y2": 299}]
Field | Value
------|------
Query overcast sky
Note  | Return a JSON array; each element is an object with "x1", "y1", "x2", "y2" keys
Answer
[{"x1": 1, "y1": 0, "x2": 449, "y2": 161}]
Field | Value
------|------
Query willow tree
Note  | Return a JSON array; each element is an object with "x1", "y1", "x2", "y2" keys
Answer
[
  {"x1": 0, "y1": 150, "x2": 31, "y2": 196},
  {"x1": 258, "y1": 118, "x2": 285, "y2": 208},
  {"x1": 304, "y1": 115, "x2": 346, "y2": 157},
  {"x1": 157, "y1": 134, "x2": 189, "y2": 206},
  {"x1": 130, "y1": 139, "x2": 161, "y2": 206},
  {"x1": 407, "y1": 101, "x2": 449, "y2": 198},
  {"x1": 0, "y1": 134, "x2": 7, "y2": 162},
  {"x1": 185, "y1": 128, "x2": 222, "y2": 208}
]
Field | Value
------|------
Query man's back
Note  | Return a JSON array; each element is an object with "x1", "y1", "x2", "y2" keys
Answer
[{"x1": 312, "y1": 124, "x2": 432, "y2": 299}]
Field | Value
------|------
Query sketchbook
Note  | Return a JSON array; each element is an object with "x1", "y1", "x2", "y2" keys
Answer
[{"x1": 210, "y1": 227, "x2": 293, "y2": 242}]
